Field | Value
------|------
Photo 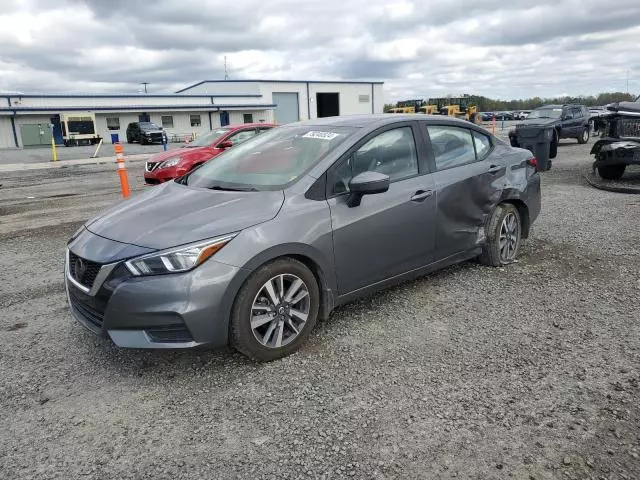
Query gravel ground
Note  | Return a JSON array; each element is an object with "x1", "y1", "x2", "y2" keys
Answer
[{"x1": 1, "y1": 138, "x2": 639, "y2": 480}]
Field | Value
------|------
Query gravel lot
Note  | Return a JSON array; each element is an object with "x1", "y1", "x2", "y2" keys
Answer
[
  {"x1": 1, "y1": 137, "x2": 639, "y2": 480},
  {"x1": 0, "y1": 142, "x2": 168, "y2": 165}
]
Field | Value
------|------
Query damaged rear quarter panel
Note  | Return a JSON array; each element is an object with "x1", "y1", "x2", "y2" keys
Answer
[{"x1": 431, "y1": 142, "x2": 535, "y2": 258}]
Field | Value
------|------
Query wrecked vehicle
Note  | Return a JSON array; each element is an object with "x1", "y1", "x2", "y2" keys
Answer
[
  {"x1": 591, "y1": 100, "x2": 640, "y2": 180},
  {"x1": 64, "y1": 115, "x2": 540, "y2": 361}
]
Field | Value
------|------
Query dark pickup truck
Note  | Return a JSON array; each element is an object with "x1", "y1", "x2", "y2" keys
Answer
[
  {"x1": 591, "y1": 100, "x2": 640, "y2": 180},
  {"x1": 509, "y1": 104, "x2": 590, "y2": 159}
]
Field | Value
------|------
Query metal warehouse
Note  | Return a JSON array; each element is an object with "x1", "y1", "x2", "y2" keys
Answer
[{"x1": 0, "y1": 79, "x2": 384, "y2": 149}]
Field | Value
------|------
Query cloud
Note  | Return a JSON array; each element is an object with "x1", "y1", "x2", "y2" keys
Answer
[{"x1": 0, "y1": 0, "x2": 638, "y2": 100}]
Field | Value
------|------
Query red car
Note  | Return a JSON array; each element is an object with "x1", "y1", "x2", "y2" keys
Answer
[{"x1": 144, "y1": 123, "x2": 276, "y2": 184}]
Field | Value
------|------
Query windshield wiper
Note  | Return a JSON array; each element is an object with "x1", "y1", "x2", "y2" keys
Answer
[{"x1": 208, "y1": 185, "x2": 258, "y2": 192}]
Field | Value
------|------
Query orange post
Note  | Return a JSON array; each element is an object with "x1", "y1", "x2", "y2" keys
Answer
[{"x1": 114, "y1": 143, "x2": 130, "y2": 198}]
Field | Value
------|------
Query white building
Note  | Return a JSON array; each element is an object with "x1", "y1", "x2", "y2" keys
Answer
[{"x1": 0, "y1": 79, "x2": 384, "y2": 149}]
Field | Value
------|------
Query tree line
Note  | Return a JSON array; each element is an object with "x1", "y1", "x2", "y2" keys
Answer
[{"x1": 384, "y1": 92, "x2": 636, "y2": 112}]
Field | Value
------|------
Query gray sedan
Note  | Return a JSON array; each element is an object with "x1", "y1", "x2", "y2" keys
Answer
[{"x1": 65, "y1": 115, "x2": 541, "y2": 361}]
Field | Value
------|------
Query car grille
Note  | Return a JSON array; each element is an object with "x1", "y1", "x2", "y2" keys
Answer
[
  {"x1": 145, "y1": 161, "x2": 160, "y2": 172},
  {"x1": 616, "y1": 118, "x2": 640, "y2": 138},
  {"x1": 144, "y1": 177, "x2": 162, "y2": 185},
  {"x1": 68, "y1": 287, "x2": 105, "y2": 330},
  {"x1": 68, "y1": 252, "x2": 102, "y2": 289}
]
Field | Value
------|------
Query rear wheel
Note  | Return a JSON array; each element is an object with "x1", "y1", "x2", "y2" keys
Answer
[
  {"x1": 577, "y1": 128, "x2": 589, "y2": 144},
  {"x1": 230, "y1": 258, "x2": 320, "y2": 362},
  {"x1": 549, "y1": 131, "x2": 558, "y2": 159},
  {"x1": 598, "y1": 164, "x2": 626, "y2": 180},
  {"x1": 479, "y1": 204, "x2": 522, "y2": 267}
]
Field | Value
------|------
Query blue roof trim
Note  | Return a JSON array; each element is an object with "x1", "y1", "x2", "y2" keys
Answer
[
  {"x1": 1, "y1": 93, "x2": 262, "y2": 99},
  {"x1": 176, "y1": 79, "x2": 384, "y2": 93},
  {"x1": 0, "y1": 104, "x2": 277, "y2": 113}
]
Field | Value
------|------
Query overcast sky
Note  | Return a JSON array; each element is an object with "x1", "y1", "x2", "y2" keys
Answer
[{"x1": 1, "y1": 0, "x2": 638, "y2": 101}]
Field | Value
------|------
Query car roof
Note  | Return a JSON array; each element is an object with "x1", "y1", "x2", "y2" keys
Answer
[
  {"x1": 282, "y1": 114, "x2": 477, "y2": 129},
  {"x1": 224, "y1": 123, "x2": 276, "y2": 130}
]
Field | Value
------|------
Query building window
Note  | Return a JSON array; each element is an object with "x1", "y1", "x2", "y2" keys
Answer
[
  {"x1": 190, "y1": 114, "x2": 201, "y2": 127},
  {"x1": 358, "y1": 94, "x2": 370, "y2": 103},
  {"x1": 243, "y1": 113, "x2": 253, "y2": 124},
  {"x1": 161, "y1": 116, "x2": 174, "y2": 128},
  {"x1": 106, "y1": 117, "x2": 120, "y2": 130}
]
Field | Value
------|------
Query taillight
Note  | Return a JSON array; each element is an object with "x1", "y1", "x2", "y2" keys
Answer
[{"x1": 527, "y1": 157, "x2": 538, "y2": 170}]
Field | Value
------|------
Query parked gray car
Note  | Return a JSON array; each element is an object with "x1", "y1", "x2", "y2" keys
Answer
[{"x1": 65, "y1": 115, "x2": 541, "y2": 361}]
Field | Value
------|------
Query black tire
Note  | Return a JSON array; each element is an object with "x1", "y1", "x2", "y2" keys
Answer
[
  {"x1": 577, "y1": 127, "x2": 589, "y2": 144},
  {"x1": 230, "y1": 258, "x2": 320, "y2": 362},
  {"x1": 598, "y1": 164, "x2": 626, "y2": 180},
  {"x1": 126, "y1": 136, "x2": 132, "y2": 144},
  {"x1": 478, "y1": 203, "x2": 522, "y2": 267},
  {"x1": 509, "y1": 134, "x2": 519, "y2": 148}
]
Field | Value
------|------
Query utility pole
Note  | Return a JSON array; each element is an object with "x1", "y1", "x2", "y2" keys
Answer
[
  {"x1": 224, "y1": 56, "x2": 229, "y2": 80},
  {"x1": 141, "y1": 82, "x2": 149, "y2": 94},
  {"x1": 626, "y1": 70, "x2": 629, "y2": 94}
]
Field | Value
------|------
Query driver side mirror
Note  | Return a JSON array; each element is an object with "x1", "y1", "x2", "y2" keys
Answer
[
  {"x1": 218, "y1": 140, "x2": 233, "y2": 149},
  {"x1": 347, "y1": 171, "x2": 390, "y2": 207}
]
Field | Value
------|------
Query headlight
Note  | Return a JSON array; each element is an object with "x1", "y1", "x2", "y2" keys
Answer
[
  {"x1": 125, "y1": 234, "x2": 236, "y2": 276},
  {"x1": 160, "y1": 157, "x2": 181, "y2": 168}
]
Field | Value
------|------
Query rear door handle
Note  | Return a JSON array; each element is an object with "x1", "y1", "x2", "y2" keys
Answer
[
  {"x1": 488, "y1": 165, "x2": 502, "y2": 174},
  {"x1": 410, "y1": 190, "x2": 433, "y2": 202}
]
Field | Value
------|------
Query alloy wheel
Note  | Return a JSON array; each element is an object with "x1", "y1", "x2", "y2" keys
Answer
[
  {"x1": 499, "y1": 212, "x2": 520, "y2": 262},
  {"x1": 582, "y1": 129, "x2": 589, "y2": 142},
  {"x1": 250, "y1": 274, "x2": 310, "y2": 348}
]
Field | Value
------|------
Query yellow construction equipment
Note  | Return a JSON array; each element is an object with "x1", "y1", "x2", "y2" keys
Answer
[
  {"x1": 428, "y1": 95, "x2": 481, "y2": 124},
  {"x1": 389, "y1": 100, "x2": 424, "y2": 114}
]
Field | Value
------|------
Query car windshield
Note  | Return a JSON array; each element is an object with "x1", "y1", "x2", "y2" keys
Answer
[
  {"x1": 184, "y1": 125, "x2": 356, "y2": 191},
  {"x1": 140, "y1": 122, "x2": 161, "y2": 130},
  {"x1": 527, "y1": 108, "x2": 563, "y2": 119},
  {"x1": 187, "y1": 129, "x2": 230, "y2": 147}
]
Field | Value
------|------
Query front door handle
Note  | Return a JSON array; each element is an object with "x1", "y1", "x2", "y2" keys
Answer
[
  {"x1": 488, "y1": 165, "x2": 502, "y2": 174},
  {"x1": 411, "y1": 190, "x2": 433, "y2": 202}
]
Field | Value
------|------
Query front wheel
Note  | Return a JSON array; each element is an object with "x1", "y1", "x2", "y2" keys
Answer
[
  {"x1": 577, "y1": 128, "x2": 589, "y2": 144},
  {"x1": 598, "y1": 164, "x2": 626, "y2": 180},
  {"x1": 230, "y1": 258, "x2": 320, "y2": 362},
  {"x1": 479, "y1": 203, "x2": 522, "y2": 267}
]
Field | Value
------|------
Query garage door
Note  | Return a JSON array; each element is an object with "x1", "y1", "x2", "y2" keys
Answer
[{"x1": 272, "y1": 93, "x2": 300, "y2": 125}]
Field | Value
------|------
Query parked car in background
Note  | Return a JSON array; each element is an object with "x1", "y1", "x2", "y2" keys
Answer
[
  {"x1": 65, "y1": 115, "x2": 541, "y2": 361},
  {"x1": 126, "y1": 122, "x2": 168, "y2": 145},
  {"x1": 494, "y1": 111, "x2": 515, "y2": 121},
  {"x1": 514, "y1": 111, "x2": 531, "y2": 120},
  {"x1": 509, "y1": 104, "x2": 591, "y2": 155},
  {"x1": 144, "y1": 123, "x2": 276, "y2": 184},
  {"x1": 481, "y1": 112, "x2": 495, "y2": 121}
]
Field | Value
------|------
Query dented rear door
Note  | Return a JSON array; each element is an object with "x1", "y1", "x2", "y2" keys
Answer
[{"x1": 421, "y1": 123, "x2": 504, "y2": 260}]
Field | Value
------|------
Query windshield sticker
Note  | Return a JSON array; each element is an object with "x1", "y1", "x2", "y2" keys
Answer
[{"x1": 302, "y1": 131, "x2": 341, "y2": 140}]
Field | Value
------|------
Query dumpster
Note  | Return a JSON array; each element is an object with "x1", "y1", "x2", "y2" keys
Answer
[
  {"x1": 110, "y1": 133, "x2": 119, "y2": 144},
  {"x1": 514, "y1": 125, "x2": 554, "y2": 171}
]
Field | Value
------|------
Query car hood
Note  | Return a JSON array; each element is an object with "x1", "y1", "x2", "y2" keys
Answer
[
  {"x1": 147, "y1": 147, "x2": 200, "y2": 163},
  {"x1": 516, "y1": 117, "x2": 558, "y2": 126},
  {"x1": 85, "y1": 181, "x2": 284, "y2": 250},
  {"x1": 142, "y1": 129, "x2": 165, "y2": 134}
]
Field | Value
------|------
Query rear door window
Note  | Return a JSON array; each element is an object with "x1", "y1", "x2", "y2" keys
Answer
[{"x1": 425, "y1": 125, "x2": 476, "y2": 170}]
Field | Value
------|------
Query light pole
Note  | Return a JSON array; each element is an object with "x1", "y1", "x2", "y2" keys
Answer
[{"x1": 141, "y1": 82, "x2": 149, "y2": 94}]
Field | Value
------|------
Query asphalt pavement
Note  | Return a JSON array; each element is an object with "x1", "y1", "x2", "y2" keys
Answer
[{"x1": 1, "y1": 137, "x2": 639, "y2": 480}]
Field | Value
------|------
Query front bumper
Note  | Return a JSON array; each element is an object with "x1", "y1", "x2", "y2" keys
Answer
[
  {"x1": 591, "y1": 139, "x2": 640, "y2": 168},
  {"x1": 65, "y1": 248, "x2": 243, "y2": 349}
]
